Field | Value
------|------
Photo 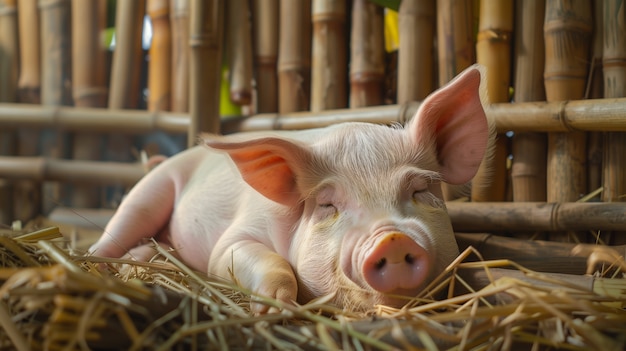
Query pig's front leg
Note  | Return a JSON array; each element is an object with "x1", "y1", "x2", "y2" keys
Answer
[{"x1": 209, "y1": 240, "x2": 297, "y2": 314}]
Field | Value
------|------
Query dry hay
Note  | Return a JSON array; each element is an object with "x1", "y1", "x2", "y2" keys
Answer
[{"x1": 1, "y1": 225, "x2": 625, "y2": 351}]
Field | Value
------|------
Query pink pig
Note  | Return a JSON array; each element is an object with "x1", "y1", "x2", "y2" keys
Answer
[{"x1": 90, "y1": 65, "x2": 491, "y2": 313}]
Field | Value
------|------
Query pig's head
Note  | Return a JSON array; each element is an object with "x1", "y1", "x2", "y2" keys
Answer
[{"x1": 207, "y1": 65, "x2": 491, "y2": 310}]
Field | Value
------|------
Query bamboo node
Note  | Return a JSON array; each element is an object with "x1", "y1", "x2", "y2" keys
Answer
[
  {"x1": 553, "y1": 100, "x2": 576, "y2": 132},
  {"x1": 477, "y1": 29, "x2": 511, "y2": 43}
]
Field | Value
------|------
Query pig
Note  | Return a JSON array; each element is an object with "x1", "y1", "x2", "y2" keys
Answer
[{"x1": 89, "y1": 65, "x2": 492, "y2": 314}]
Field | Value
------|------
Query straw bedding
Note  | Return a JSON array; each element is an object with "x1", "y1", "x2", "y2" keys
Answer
[{"x1": 1, "y1": 223, "x2": 625, "y2": 350}]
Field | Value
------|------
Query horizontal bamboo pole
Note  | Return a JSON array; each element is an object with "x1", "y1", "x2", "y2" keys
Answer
[
  {"x1": 1, "y1": 97, "x2": 626, "y2": 133},
  {"x1": 454, "y1": 267, "x2": 618, "y2": 305},
  {"x1": 0, "y1": 156, "x2": 144, "y2": 186},
  {"x1": 456, "y1": 233, "x2": 626, "y2": 275},
  {"x1": 447, "y1": 202, "x2": 626, "y2": 232},
  {"x1": 0, "y1": 103, "x2": 188, "y2": 133}
]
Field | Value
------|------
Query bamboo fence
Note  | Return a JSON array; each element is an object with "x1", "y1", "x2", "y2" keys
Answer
[{"x1": 0, "y1": 2, "x2": 624, "y2": 349}]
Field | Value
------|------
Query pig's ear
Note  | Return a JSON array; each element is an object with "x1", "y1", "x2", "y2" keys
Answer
[
  {"x1": 408, "y1": 64, "x2": 491, "y2": 185},
  {"x1": 205, "y1": 137, "x2": 310, "y2": 206}
]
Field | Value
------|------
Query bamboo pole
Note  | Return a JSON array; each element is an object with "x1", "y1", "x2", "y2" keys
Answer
[
  {"x1": 512, "y1": 0, "x2": 547, "y2": 202},
  {"x1": 456, "y1": 233, "x2": 626, "y2": 275},
  {"x1": 455, "y1": 267, "x2": 622, "y2": 306},
  {"x1": 109, "y1": 1, "x2": 145, "y2": 110},
  {"x1": 311, "y1": 0, "x2": 348, "y2": 112},
  {"x1": 0, "y1": 0, "x2": 18, "y2": 104},
  {"x1": 587, "y1": 1, "x2": 604, "y2": 195},
  {"x1": 39, "y1": 0, "x2": 73, "y2": 215},
  {"x1": 0, "y1": 0, "x2": 18, "y2": 226},
  {"x1": 446, "y1": 201, "x2": 626, "y2": 232},
  {"x1": 39, "y1": 0, "x2": 73, "y2": 107},
  {"x1": 602, "y1": 0, "x2": 626, "y2": 205},
  {"x1": 225, "y1": 0, "x2": 253, "y2": 106},
  {"x1": 251, "y1": 0, "x2": 278, "y2": 113},
  {"x1": 0, "y1": 103, "x2": 188, "y2": 133},
  {"x1": 3, "y1": 98, "x2": 626, "y2": 134},
  {"x1": 107, "y1": 0, "x2": 146, "y2": 200},
  {"x1": 350, "y1": 0, "x2": 385, "y2": 108},
  {"x1": 397, "y1": 0, "x2": 435, "y2": 104},
  {"x1": 0, "y1": 156, "x2": 144, "y2": 186},
  {"x1": 147, "y1": 0, "x2": 172, "y2": 112},
  {"x1": 473, "y1": 0, "x2": 513, "y2": 202},
  {"x1": 17, "y1": 0, "x2": 41, "y2": 104},
  {"x1": 15, "y1": 0, "x2": 41, "y2": 223},
  {"x1": 188, "y1": 0, "x2": 224, "y2": 146},
  {"x1": 72, "y1": 0, "x2": 108, "y2": 109},
  {"x1": 170, "y1": 0, "x2": 190, "y2": 113},
  {"x1": 71, "y1": 0, "x2": 108, "y2": 208},
  {"x1": 436, "y1": 0, "x2": 475, "y2": 86},
  {"x1": 436, "y1": 0, "x2": 475, "y2": 200},
  {"x1": 544, "y1": 0, "x2": 592, "y2": 205},
  {"x1": 277, "y1": 0, "x2": 311, "y2": 113}
]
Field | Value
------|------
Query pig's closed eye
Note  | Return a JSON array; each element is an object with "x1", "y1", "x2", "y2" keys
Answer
[{"x1": 316, "y1": 202, "x2": 338, "y2": 219}]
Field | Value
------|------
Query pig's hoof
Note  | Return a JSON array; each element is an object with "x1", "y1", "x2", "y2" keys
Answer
[{"x1": 250, "y1": 279, "x2": 297, "y2": 315}]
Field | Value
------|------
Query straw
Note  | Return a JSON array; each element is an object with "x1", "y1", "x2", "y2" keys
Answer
[{"x1": 2, "y1": 224, "x2": 625, "y2": 349}]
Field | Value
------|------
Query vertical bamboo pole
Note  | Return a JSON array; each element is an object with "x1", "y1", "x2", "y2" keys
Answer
[
  {"x1": 473, "y1": 0, "x2": 512, "y2": 202},
  {"x1": 350, "y1": 0, "x2": 385, "y2": 108},
  {"x1": 0, "y1": 0, "x2": 18, "y2": 225},
  {"x1": 602, "y1": 1, "x2": 626, "y2": 209},
  {"x1": 39, "y1": 0, "x2": 73, "y2": 214},
  {"x1": 0, "y1": 0, "x2": 18, "y2": 103},
  {"x1": 544, "y1": 0, "x2": 591, "y2": 204},
  {"x1": 148, "y1": 0, "x2": 172, "y2": 112},
  {"x1": 436, "y1": 0, "x2": 476, "y2": 86},
  {"x1": 251, "y1": 0, "x2": 278, "y2": 113},
  {"x1": 587, "y1": 1, "x2": 604, "y2": 196},
  {"x1": 188, "y1": 0, "x2": 224, "y2": 146},
  {"x1": 170, "y1": 0, "x2": 190, "y2": 113},
  {"x1": 71, "y1": 0, "x2": 107, "y2": 208},
  {"x1": 108, "y1": 0, "x2": 145, "y2": 110},
  {"x1": 311, "y1": 0, "x2": 347, "y2": 112},
  {"x1": 397, "y1": 0, "x2": 435, "y2": 104},
  {"x1": 17, "y1": 0, "x2": 41, "y2": 104},
  {"x1": 107, "y1": 0, "x2": 145, "y2": 206},
  {"x1": 226, "y1": 0, "x2": 253, "y2": 107},
  {"x1": 512, "y1": 0, "x2": 547, "y2": 202},
  {"x1": 436, "y1": 0, "x2": 475, "y2": 200},
  {"x1": 278, "y1": 0, "x2": 311, "y2": 113},
  {"x1": 15, "y1": 0, "x2": 41, "y2": 222}
]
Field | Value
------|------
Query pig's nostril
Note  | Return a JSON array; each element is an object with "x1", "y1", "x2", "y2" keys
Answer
[
  {"x1": 374, "y1": 258, "x2": 386, "y2": 270},
  {"x1": 404, "y1": 254, "x2": 413, "y2": 264}
]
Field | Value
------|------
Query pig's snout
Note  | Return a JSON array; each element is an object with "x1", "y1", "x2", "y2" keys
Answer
[{"x1": 362, "y1": 233, "x2": 430, "y2": 294}]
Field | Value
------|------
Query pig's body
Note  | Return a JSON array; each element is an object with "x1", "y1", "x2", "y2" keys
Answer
[{"x1": 90, "y1": 65, "x2": 492, "y2": 313}]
